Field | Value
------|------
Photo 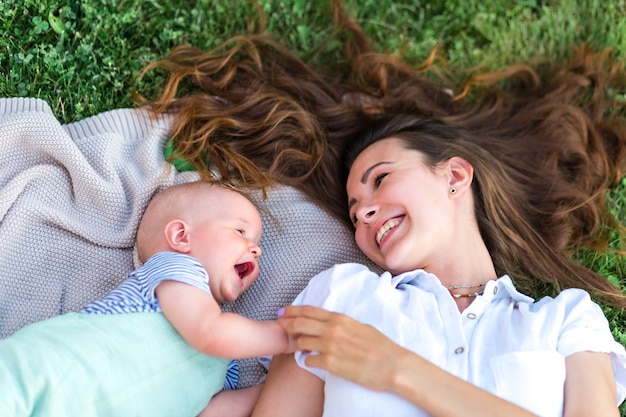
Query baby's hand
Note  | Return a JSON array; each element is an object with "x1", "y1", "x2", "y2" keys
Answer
[{"x1": 277, "y1": 307, "x2": 301, "y2": 354}]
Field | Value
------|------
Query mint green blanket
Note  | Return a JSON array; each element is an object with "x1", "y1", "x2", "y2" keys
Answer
[{"x1": 0, "y1": 312, "x2": 228, "y2": 417}]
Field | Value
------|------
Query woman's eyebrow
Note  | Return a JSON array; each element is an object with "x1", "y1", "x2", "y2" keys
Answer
[
  {"x1": 360, "y1": 161, "x2": 392, "y2": 183},
  {"x1": 348, "y1": 161, "x2": 392, "y2": 211}
]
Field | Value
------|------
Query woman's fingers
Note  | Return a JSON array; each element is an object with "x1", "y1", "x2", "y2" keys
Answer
[
  {"x1": 278, "y1": 305, "x2": 336, "y2": 341},
  {"x1": 277, "y1": 306, "x2": 405, "y2": 392},
  {"x1": 305, "y1": 319, "x2": 402, "y2": 392},
  {"x1": 278, "y1": 305, "x2": 379, "y2": 349},
  {"x1": 279, "y1": 305, "x2": 333, "y2": 320}
]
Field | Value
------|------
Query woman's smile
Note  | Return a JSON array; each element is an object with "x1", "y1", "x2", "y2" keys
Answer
[{"x1": 375, "y1": 216, "x2": 403, "y2": 247}]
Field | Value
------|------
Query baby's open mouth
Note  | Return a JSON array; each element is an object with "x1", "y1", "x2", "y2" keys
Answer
[{"x1": 235, "y1": 262, "x2": 253, "y2": 279}]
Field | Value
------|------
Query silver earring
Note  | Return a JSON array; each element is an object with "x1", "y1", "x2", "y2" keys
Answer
[{"x1": 450, "y1": 187, "x2": 457, "y2": 194}]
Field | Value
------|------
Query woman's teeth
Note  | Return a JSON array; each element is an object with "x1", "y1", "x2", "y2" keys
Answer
[{"x1": 376, "y1": 219, "x2": 399, "y2": 245}]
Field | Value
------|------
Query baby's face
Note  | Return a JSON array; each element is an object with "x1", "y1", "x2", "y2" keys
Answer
[{"x1": 188, "y1": 189, "x2": 262, "y2": 303}]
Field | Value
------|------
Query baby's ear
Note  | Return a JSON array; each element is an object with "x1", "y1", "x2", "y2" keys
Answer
[{"x1": 164, "y1": 220, "x2": 191, "y2": 253}]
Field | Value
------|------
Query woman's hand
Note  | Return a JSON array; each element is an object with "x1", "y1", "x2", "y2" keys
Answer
[
  {"x1": 277, "y1": 305, "x2": 543, "y2": 417},
  {"x1": 277, "y1": 305, "x2": 407, "y2": 392}
]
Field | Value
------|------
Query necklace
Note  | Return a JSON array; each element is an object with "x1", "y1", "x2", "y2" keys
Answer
[
  {"x1": 450, "y1": 290, "x2": 484, "y2": 298},
  {"x1": 447, "y1": 281, "x2": 488, "y2": 299}
]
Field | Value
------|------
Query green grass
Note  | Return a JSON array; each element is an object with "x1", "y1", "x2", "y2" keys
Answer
[
  {"x1": 2, "y1": 0, "x2": 626, "y2": 412},
  {"x1": 4, "y1": 0, "x2": 626, "y2": 122}
]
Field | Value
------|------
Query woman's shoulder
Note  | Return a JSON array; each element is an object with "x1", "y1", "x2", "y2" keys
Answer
[
  {"x1": 313, "y1": 262, "x2": 383, "y2": 281},
  {"x1": 495, "y1": 277, "x2": 609, "y2": 329},
  {"x1": 512, "y1": 286, "x2": 612, "y2": 338},
  {"x1": 312, "y1": 262, "x2": 386, "y2": 289},
  {"x1": 531, "y1": 287, "x2": 599, "y2": 314},
  {"x1": 292, "y1": 263, "x2": 389, "y2": 307},
  {"x1": 497, "y1": 276, "x2": 599, "y2": 313}
]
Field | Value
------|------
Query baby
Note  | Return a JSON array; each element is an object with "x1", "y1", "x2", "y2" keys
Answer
[{"x1": 0, "y1": 181, "x2": 292, "y2": 417}]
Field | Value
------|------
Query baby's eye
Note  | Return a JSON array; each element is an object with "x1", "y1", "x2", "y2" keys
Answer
[
  {"x1": 236, "y1": 229, "x2": 245, "y2": 236},
  {"x1": 374, "y1": 173, "x2": 388, "y2": 187}
]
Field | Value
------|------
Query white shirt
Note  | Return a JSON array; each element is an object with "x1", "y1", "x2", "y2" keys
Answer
[{"x1": 293, "y1": 263, "x2": 626, "y2": 417}]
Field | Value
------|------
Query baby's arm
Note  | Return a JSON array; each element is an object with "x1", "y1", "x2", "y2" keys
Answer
[{"x1": 156, "y1": 280, "x2": 291, "y2": 358}]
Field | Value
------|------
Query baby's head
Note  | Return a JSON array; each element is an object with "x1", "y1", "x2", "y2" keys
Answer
[{"x1": 136, "y1": 181, "x2": 263, "y2": 303}]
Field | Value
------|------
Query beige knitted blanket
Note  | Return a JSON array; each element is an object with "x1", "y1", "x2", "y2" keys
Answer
[{"x1": 0, "y1": 97, "x2": 375, "y2": 387}]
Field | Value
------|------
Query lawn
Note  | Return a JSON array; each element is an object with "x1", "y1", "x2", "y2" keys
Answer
[{"x1": 2, "y1": 0, "x2": 625, "y2": 413}]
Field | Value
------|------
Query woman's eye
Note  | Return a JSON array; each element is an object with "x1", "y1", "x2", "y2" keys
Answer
[
  {"x1": 350, "y1": 214, "x2": 358, "y2": 225},
  {"x1": 374, "y1": 173, "x2": 388, "y2": 187}
]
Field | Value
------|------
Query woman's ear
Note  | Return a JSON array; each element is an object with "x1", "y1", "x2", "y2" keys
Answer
[
  {"x1": 447, "y1": 156, "x2": 474, "y2": 194},
  {"x1": 164, "y1": 219, "x2": 191, "y2": 253}
]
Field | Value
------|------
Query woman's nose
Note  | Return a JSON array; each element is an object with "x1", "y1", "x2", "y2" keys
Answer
[{"x1": 357, "y1": 206, "x2": 376, "y2": 224}]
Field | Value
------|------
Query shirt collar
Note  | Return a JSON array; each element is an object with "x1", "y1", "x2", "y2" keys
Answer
[
  {"x1": 393, "y1": 270, "x2": 534, "y2": 304},
  {"x1": 392, "y1": 268, "x2": 440, "y2": 290},
  {"x1": 485, "y1": 275, "x2": 535, "y2": 303}
]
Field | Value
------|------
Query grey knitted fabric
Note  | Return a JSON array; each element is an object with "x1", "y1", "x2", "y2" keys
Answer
[{"x1": 0, "y1": 98, "x2": 377, "y2": 388}]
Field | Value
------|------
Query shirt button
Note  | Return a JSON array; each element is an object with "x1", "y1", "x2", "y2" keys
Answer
[
  {"x1": 454, "y1": 347, "x2": 465, "y2": 354},
  {"x1": 467, "y1": 313, "x2": 476, "y2": 319},
  {"x1": 493, "y1": 287, "x2": 498, "y2": 295}
]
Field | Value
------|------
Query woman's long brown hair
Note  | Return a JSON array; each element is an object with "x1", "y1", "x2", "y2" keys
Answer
[{"x1": 137, "y1": 0, "x2": 625, "y2": 307}]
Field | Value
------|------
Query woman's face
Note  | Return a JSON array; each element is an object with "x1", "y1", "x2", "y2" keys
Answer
[{"x1": 346, "y1": 137, "x2": 455, "y2": 275}]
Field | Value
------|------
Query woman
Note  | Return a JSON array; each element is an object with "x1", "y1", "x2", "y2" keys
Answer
[
  {"x1": 140, "y1": 1, "x2": 626, "y2": 415},
  {"x1": 252, "y1": 115, "x2": 626, "y2": 417}
]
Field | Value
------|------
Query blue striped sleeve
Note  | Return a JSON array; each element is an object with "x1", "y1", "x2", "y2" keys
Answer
[
  {"x1": 82, "y1": 252, "x2": 212, "y2": 314},
  {"x1": 138, "y1": 252, "x2": 212, "y2": 305}
]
